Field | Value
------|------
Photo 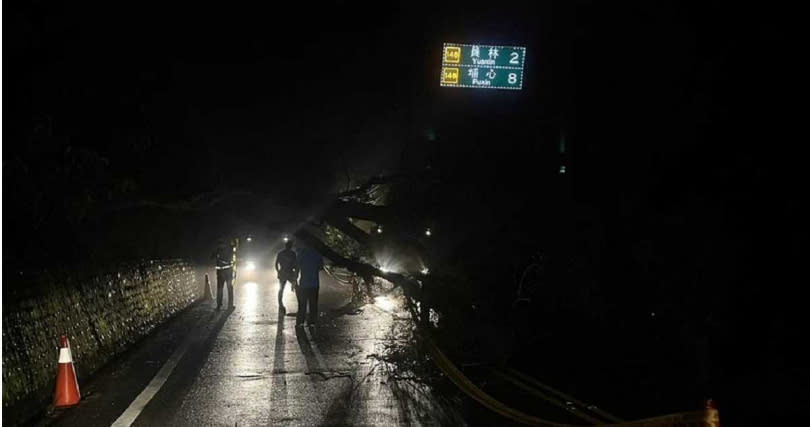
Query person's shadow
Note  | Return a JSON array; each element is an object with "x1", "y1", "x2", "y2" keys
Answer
[
  {"x1": 273, "y1": 310, "x2": 287, "y2": 375},
  {"x1": 295, "y1": 326, "x2": 322, "y2": 377},
  {"x1": 270, "y1": 310, "x2": 290, "y2": 419}
]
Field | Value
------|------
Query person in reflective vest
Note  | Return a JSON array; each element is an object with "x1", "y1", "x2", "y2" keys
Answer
[{"x1": 211, "y1": 238, "x2": 235, "y2": 310}]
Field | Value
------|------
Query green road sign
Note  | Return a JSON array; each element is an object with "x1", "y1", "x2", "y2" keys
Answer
[{"x1": 440, "y1": 43, "x2": 526, "y2": 90}]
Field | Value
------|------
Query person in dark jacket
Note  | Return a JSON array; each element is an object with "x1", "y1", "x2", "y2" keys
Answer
[
  {"x1": 295, "y1": 244, "x2": 324, "y2": 327},
  {"x1": 275, "y1": 240, "x2": 299, "y2": 314}
]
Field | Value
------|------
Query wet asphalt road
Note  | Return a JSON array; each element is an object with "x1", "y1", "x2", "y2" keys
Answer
[{"x1": 40, "y1": 267, "x2": 461, "y2": 426}]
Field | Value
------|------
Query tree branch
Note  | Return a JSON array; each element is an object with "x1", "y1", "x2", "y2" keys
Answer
[
  {"x1": 323, "y1": 215, "x2": 372, "y2": 247},
  {"x1": 294, "y1": 228, "x2": 420, "y2": 296},
  {"x1": 325, "y1": 200, "x2": 396, "y2": 223}
]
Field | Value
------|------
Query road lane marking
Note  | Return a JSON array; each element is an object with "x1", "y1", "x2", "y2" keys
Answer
[{"x1": 111, "y1": 314, "x2": 207, "y2": 427}]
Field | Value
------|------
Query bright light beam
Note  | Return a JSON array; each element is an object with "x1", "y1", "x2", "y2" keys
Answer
[{"x1": 243, "y1": 281, "x2": 258, "y2": 310}]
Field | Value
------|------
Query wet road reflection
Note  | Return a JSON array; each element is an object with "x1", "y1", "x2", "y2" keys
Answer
[{"x1": 122, "y1": 267, "x2": 462, "y2": 426}]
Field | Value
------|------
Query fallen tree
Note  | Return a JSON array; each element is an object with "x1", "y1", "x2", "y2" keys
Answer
[{"x1": 291, "y1": 175, "x2": 514, "y2": 367}]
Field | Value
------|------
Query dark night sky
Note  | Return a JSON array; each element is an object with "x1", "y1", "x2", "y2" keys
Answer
[
  {"x1": 5, "y1": 0, "x2": 802, "y2": 272},
  {"x1": 6, "y1": 1, "x2": 558, "y2": 223},
  {"x1": 5, "y1": 1, "x2": 801, "y2": 260},
  {"x1": 8, "y1": 2, "x2": 797, "y2": 178}
]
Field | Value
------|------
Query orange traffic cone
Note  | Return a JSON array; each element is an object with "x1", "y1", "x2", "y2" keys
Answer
[
  {"x1": 203, "y1": 273, "x2": 213, "y2": 300},
  {"x1": 53, "y1": 335, "x2": 81, "y2": 408}
]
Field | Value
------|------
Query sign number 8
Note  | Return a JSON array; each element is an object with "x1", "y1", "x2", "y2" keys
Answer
[{"x1": 508, "y1": 73, "x2": 517, "y2": 84}]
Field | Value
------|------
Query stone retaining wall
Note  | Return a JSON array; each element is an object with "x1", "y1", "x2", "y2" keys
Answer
[{"x1": 2, "y1": 259, "x2": 199, "y2": 425}]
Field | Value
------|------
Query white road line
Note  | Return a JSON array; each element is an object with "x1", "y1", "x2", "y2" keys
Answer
[{"x1": 111, "y1": 315, "x2": 206, "y2": 427}]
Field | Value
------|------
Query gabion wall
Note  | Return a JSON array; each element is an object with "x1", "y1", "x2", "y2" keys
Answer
[{"x1": 2, "y1": 259, "x2": 198, "y2": 425}]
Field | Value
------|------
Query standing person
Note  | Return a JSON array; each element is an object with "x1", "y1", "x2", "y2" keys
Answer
[
  {"x1": 275, "y1": 240, "x2": 299, "y2": 314},
  {"x1": 296, "y1": 244, "x2": 324, "y2": 327},
  {"x1": 211, "y1": 238, "x2": 236, "y2": 310}
]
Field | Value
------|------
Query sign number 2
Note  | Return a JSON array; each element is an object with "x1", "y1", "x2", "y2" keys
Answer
[{"x1": 510, "y1": 52, "x2": 520, "y2": 65}]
